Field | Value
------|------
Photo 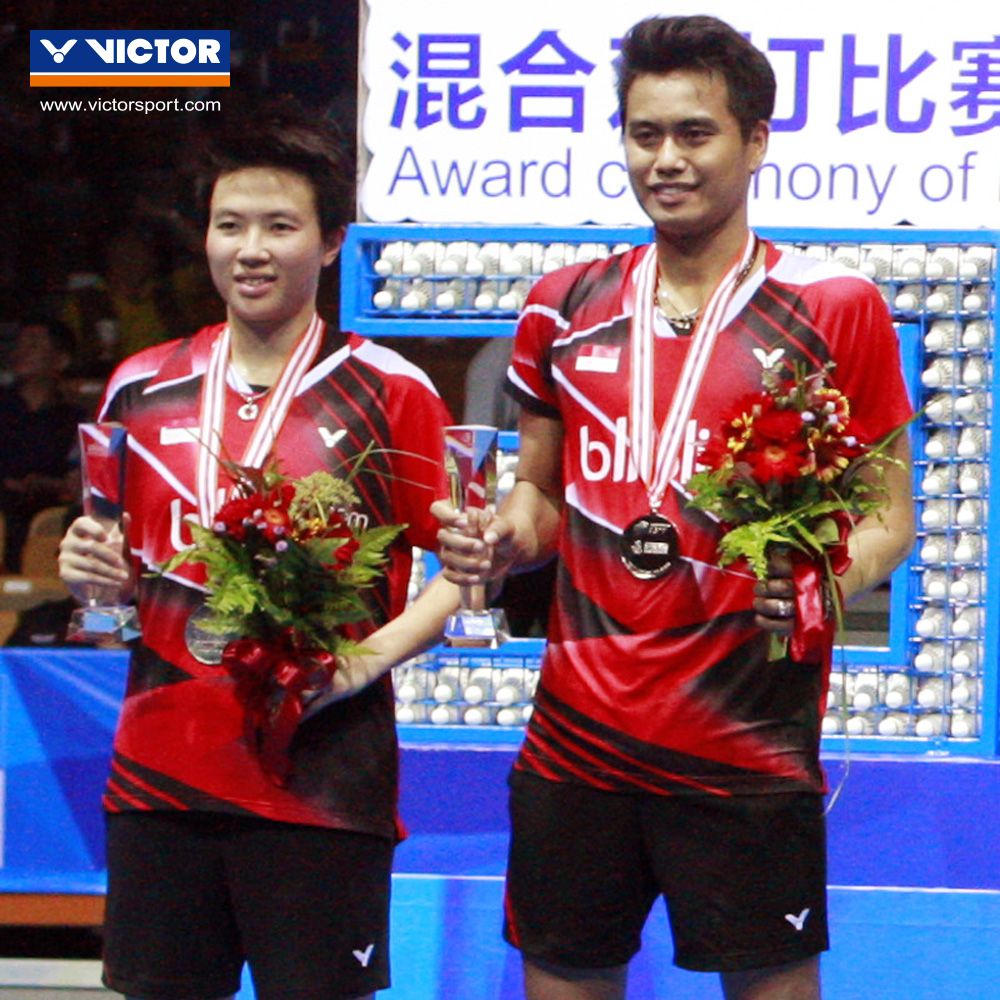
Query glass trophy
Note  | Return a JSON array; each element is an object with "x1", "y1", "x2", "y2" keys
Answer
[
  {"x1": 443, "y1": 424, "x2": 510, "y2": 648},
  {"x1": 67, "y1": 422, "x2": 141, "y2": 644}
]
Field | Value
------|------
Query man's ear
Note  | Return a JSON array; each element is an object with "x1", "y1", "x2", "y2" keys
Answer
[
  {"x1": 322, "y1": 226, "x2": 346, "y2": 268},
  {"x1": 747, "y1": 120, "x2": 769, "y2": 173}
]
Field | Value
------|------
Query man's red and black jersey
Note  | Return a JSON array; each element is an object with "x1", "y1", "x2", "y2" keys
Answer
[{"x1": 507, "y1": 241, "x2": 912, "y2": 797}]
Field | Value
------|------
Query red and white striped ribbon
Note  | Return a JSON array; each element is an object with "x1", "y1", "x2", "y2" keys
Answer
[
  {"x1": 629, "y1": 233, "x2": 757, "y2": 513},
  {"x1": 196, "y1": 314, "x2": 324, "y2": 526}
]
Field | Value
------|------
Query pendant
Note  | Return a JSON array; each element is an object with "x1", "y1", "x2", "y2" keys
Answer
[
  {"x1": 670, "y1": 313, "x2": 698, "y2": 335},
  {"x1": 620, "y1": 513, "x2": 680, "y2": 579},
  {"x1": 237, "y1": 399, "x2": 260, "y2": 422}
]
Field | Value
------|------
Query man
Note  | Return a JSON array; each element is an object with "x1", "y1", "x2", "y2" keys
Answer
[
  {"x1": 0, "y1": 317, "x2": 84, "y2": 572},
  {"x1": 59, "y1": 99, "x2": 458, "y2": 1000},
  {"x1": 435, "y1": 15, "x2": 914, "y2": 1000}
]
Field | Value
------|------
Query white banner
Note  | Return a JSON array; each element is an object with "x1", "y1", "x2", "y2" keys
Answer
[{"x1": 360, "y1": 0, "x2": 1000, "y2": 228}]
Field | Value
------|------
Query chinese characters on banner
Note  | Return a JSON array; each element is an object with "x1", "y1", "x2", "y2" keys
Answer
[{"x1": 359, "y1": 0, "x2": 1000, "y2": 227}]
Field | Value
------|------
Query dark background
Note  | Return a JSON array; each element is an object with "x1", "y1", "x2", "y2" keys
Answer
[
  {"x1": 2, "y1": 0, "x2": 482, "y2": 416},
  {"x1": 0, "y1": 2, "x2": 352, "y2": 297}
]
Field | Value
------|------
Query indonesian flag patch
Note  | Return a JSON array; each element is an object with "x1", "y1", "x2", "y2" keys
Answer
[{"x1": 575, "y1": 344, "x2": 621, "y2": 373}]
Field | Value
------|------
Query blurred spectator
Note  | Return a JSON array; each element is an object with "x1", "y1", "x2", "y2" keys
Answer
[
  {"x1": 4, "y1": 502, "x2": 94, "y2": 648},
  {"x1": 0, "y1": 317, "x2": 85, "y2": 571},
  {"x1": 249, "y1": 1, "x2": 357, "y2": 112},
  {"x1": 4, "y1": 595, "x2": 85, "y2": 646},
  {"x1": 0, "y1": 3, "x2": 358, "y2": 337},
  {"x1": 61, "y1": 220, "x2": 221, "y2": 373}
]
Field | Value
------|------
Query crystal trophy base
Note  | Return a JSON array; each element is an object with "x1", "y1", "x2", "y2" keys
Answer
[
  {"x1": 67, "y1": 603, "x2": 141, "y2": 644},
  {"x1": 444, "y1": 608, "x2": 510, "y2": 649}
]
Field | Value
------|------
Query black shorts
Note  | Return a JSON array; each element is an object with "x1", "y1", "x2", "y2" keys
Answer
[
  {"x1": 504, "y1": 771, "x2": 829, "y2": 974},
  {"x1": 103, "y1": 812, "x2": 394, "y2": 1000}
]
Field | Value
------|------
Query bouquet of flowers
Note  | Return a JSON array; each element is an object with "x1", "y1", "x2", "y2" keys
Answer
[
  {"x1": 164, "y1": 456, "x2": 404, "y2": 783},
  {"x1": 685, "y1": 356, "x2": 903, "y2": 663}
]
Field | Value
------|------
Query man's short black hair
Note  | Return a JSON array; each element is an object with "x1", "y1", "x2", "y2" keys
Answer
[
  {"x1": 195, "y1": 96, "x2": 356, "y2": 240},
  {"x1": 616, "y1": 15, "x2": 776, "y2": 140}
]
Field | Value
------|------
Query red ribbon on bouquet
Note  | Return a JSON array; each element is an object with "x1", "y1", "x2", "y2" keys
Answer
[
  {"x1": 788, "y1": 511, "x2": 853, "y2": 667},
  {"x1": 221, "y1": 630, "x2": 338, "y2": 785}
]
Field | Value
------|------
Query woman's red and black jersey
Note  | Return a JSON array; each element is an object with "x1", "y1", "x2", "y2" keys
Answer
[{"x1": 98, "y1": 322, "x2": 451, "y2": 839}]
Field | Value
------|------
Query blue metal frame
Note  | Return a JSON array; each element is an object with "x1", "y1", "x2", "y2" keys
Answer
[
  {"x1": 342, "y1": 223, "x2": 1000, "y2": 757},
  {"x1": 340, "y1": 223, "x2": 654, "y2": 338}
]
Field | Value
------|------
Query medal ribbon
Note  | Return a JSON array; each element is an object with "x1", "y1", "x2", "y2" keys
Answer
[
  {"x1": 196, "y1": 314, "x2": 324, "y2": 526},
  {"x1": 629, "y1": 233, "x2": 757, "y2": 513}
]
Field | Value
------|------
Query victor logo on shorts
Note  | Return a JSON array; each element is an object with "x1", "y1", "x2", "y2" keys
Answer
[
  {"x1": 352, "y1": 943, "x2": 375, "y2": 967},
  {"x1": 784, "y1": 907, "x2": 811, "y2": 932}
]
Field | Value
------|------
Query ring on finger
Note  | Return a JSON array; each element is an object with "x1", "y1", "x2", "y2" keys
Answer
[{"x1": 778, "y1": 599, "x2": 794, "y2": 618}]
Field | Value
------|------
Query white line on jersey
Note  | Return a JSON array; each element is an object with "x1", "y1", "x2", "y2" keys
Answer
[{"x1": 128, "y1": 436, "x2": 198, "y2": 506}]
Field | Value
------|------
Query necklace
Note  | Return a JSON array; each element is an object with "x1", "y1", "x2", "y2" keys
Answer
[
  {"x1": 654, "y1": 284, "x2": 700, "y2": 334},
  {"x1": 236, "y1": 384, "x2": 272, "y2": 422},
  {"x1": 654, "y1": 242, "x2": 760, "y2": 335}
]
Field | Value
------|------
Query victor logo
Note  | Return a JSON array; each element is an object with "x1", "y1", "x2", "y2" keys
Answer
[
  {"x1": 318, "y1": 426, "x2": 347, "y2": 449},
  {"x1": 39, "y1": 39, "x2": 77, "y2": 63},
  {"x1": 29, "y1": 30, "x2": 230, "y2": 87},
  {"x1": 82, "y1": 36, "x2": 222, "y2": 65},
  {"x1": 352, "y1": 943, "x2": 375, "y2": 968}
]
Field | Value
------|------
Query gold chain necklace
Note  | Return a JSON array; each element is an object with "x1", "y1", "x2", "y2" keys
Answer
[
  {"x1": 655, "y1": 240, "x2": 760, "y2": 335},
  {"x1": 654, "y1": 284, "x2": 700, "y2": 334}
]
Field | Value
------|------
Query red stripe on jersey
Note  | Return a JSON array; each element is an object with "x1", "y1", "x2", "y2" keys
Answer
[
  {"x1": 503, "y1": 887, "x2": 522, "y2": 948},
  {"x1": 747, "y1": 286, "x2": 831, "y2": 371},
  {"x1": 526, "y1": 703, "x2": 727, "y2": 796},
  {"x1": 323, "y1": 365, "x2": 396, "y2": 502},
  {"x1": 524, "y1": 715, "x2": 674, "y2": 794},
  {"x1": 529, "y1": 695, "x2": 727, "y2": 795},
  {"x1": 517, "y1": 729, "x2": 619, "y2": 791},
  {"x1": 104, "y1": 777, "x2": 157, "y2": 811},
  {"x1": 515, "y1": 740, "x2": 566, "y2": 784},
  {"x1": 107, "y1": 755, "x2": 191, "y2": 809}
]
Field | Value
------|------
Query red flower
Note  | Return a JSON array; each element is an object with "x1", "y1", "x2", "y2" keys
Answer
[
  {"x1": 329, "y1": 536, "x2": 360, "y2": 570},
  {"x1": 259, "y1": 505, "x2": 292, "y2": 544},
  {"x1": 267, "y1": 482, "x2": 296, "y2": 509},
  {"x1": 214, "y1": 494, "x2": 260, "y2": 541},
  {"x1": 695, "y1": 435, "x2": 735, "y2": 473},
  {"x1": 813, "y1": 421, "x2": 868, "y2": 482},
  {"x1": 810, "y1": 387, "x2": 851, "y2": 437},
  {"x1": 722, "y1": 391, "x2": 773, "y2": 447},
  {"x1": 323, "y1": 511, "x2": 353, "y2": 538},
  {"x1": 750, "y1": 406, "x2": 803, "y2": 443},
  {"x1": 744, "y1": 437, "x2": 810, "y2": 484},
  {"x1": 723, "y1": 390, "x2": 774, "y2": 424}
]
